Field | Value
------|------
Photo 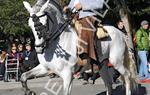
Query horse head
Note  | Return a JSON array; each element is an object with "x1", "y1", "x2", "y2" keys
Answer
[
  {"x1": 23, "y1": 0, "x2": 51, "y2": 53},
  {"x1": 23, "y1": 0, "x2": 63, "y2": 53}
]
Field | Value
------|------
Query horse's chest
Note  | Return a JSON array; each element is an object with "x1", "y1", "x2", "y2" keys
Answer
[{"x1": 46, "y1": 58, "x2": 65, "y2": 72}]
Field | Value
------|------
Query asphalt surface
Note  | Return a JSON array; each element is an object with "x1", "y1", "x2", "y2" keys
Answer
[{"x1": 0, "y1": 77, "x2": 150, "y2": 95}]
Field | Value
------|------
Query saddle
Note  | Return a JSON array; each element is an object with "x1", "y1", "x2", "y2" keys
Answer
[
  {"x1": 96, "y1": 24, "x2": 109, "y2": 39},
  {"x1": 73, "y1": 19, "x2": 109, "y2": 39}
]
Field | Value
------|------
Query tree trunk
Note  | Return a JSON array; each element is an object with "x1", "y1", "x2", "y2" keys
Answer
[
  {"x1": 118, "y1": 1, "x2": 138, "y2": 75},
  {"x1": 118, "y1": 0, "x2": 134, "y2": 50},
  {"x1": 119, "y1": 8, "x2": 134, "y2": 49}
]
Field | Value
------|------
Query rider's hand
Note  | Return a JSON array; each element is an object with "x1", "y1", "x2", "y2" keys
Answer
[
  {"x1": 63, "y1": 6, "x2": 69, "y2": 13},
  {"x1": 75, "y1": 3, "x2": 82, "y2": 10}
]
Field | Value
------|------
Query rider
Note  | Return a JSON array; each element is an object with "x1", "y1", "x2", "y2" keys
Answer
[{"x1": 63, "y1": 0, "x2": 104, "y2": 63}]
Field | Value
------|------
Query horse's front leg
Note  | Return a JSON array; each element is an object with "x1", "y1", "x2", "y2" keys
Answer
[
  {"x1": 20, "y1": 64, "x2": 48, "y2": 95},
  {"x1": 21, "y1": 79, "x2": 33, "y2": 95},
  {"x1": 61, "y1": 68, "x2": 73, "y2": 95}
]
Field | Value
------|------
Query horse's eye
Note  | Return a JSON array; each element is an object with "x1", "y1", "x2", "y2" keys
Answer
[{"x1": 32, "y1": 14, "x2": 40, "y2": 22}]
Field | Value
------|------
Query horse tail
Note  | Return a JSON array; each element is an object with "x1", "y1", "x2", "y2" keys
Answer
[{"x1": 125, "y1": 46, "x2": 138, "y2": 93}]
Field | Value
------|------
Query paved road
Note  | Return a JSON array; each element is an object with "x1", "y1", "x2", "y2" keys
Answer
[{"x1": 0, "y1": 77, "x2": 150, "y2": 95}]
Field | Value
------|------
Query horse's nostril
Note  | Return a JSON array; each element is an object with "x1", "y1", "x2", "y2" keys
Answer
[
  {"x1": 34, "y1": 22, "x2": 43, "y2": 27},
  {"x1": 35, "y1": 27, "x2": 40, "y2": 31},
  {"x1": 37, "y1": 32, "x2": 39, "y2": 35}
]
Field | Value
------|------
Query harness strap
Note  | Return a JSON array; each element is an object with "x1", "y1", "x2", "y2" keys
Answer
[{"x1": 47, "y1": 19, "x2": 72, "y2": 41}]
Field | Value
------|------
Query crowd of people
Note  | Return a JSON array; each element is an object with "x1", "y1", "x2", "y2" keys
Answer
[{"x1": 0, "y1": 42, "x2": 39, "y2": 81}]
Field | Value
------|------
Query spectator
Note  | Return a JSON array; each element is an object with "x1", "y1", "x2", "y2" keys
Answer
[
  {"x1": 7, "y1": 42, "x2": 17, "y2": 54},
  {"x1": 21, "y1": 43, "x2": 39, "y2": 72},
  {"x1": 17, "y1": 44, "x2": 24, "y2": 63},
  {"x1": 4, "y1": 46, "x2": 18, "y2": 81},
  {"x1": 11, "y1": 43, "x2": 17, "y2": 48},
  {"x1": 116, "y1": 20, "x2": 127, "y2": 35},
  {"x1": 136, "y1": 20, "x2": 150, "y2": 80},
  {"x1": 18, "y1": 44, "x2": 24, "y2": 52},
  {"x1": 7, "y1": 46, "x2": 18, "y2": 78},
  {"x1": 17, "y1": 44, "x2": 24, "y2": 77},
  {"x1": 0, "y1": 49, "x2": 6, "y2": 80},
  {"x1": 9, "y1": 46, "x2": 18, "y2": 63}
]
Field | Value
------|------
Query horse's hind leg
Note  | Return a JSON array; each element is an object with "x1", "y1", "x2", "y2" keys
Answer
[
  {"x1": 20, "y1": 64, "x2": 48, "y2": 95},
  {"x1": 61, "y1": 67, "x2": 73, "y2": 95},
  {"x1": 124, "y1": 70, "x2": 131, "y2": 95},
  {"x1": 120, "y1": 69, "x2": 131, "y2": 95},
  {"x1": 100, "y1": 59, "x2": 113, "y2": 95},
  {"x1": 115, "y1": 64, "x2": 131, "y2": 95}
]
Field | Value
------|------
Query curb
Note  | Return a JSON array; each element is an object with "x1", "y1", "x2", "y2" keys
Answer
[{"x1": 0, "y1": 77, "x2": 104, "y2": 90}]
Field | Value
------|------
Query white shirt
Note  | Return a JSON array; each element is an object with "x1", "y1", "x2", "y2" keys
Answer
[{"x1": 74, "y1": 0, "x2": 79, "y2": 6}]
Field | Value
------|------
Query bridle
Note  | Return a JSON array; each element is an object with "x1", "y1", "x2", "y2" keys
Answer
[
  {"x1": 29, "y1": 12, "x2": 52, "y2": 49},
  {"x1": 30, "y1": 12, "x2": 54, "y2": 28},
  {"x1": 30, "y1": 7, "x2": 78, "y2": 53},
  {"x1": 30, "y1": 12, "x2": 55, "y2": 36}
]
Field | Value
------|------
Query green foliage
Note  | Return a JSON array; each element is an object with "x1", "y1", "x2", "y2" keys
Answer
[
  {"x1": 0, "y1": 0, "x2": 68, "y2": 36},
  {"x1": 59, "y1": 0, "x2": 69, "y2": 6},
  {"x1": 0, "y1": 0, "x2": 149, "y2": 36},
  {"x1": 126, "y1": 0, "x2": 150, "y2": 15},
  {"x1": 0, "y1": 0, "x2": 34, "y2": 36}
]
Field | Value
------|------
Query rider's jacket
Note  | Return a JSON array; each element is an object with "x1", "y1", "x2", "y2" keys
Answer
[{"x1": 68, "y1": 0, "x2": 104, "y2": 18}]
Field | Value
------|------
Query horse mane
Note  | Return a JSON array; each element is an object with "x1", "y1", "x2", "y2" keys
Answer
[{"x1": 32, "y1": 0, "x2": 62, "y2": 15}]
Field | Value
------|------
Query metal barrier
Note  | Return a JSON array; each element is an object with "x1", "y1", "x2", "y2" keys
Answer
[{"x1": 4, "y1": 53, "x2": 19, "y2": 82}]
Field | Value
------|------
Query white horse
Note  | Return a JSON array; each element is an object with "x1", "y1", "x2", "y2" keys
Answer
[
  {"x1": 22, "y1": 0, "x2": 77, "y2": 95},
  {"x1": 21, "y1": 0, "x2": 137, "y2": 95}
]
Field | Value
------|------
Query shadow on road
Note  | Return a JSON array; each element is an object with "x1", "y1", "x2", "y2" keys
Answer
[{"x1": 96, "y1": 84, "x2": 147, "y2": 95}]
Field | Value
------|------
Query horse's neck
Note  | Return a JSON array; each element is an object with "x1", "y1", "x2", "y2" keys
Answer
[
  {"x1": 52, "y1": 27, "x2": 77, "y2": 58},
  {"x1": 46, "y1": 1, "x2": 78, "y2": 52},
  {"x1": 42, "y1": 27, "x2": 77, "y2": 63}
]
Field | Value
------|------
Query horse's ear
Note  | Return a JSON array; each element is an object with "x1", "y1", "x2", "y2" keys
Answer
[
  {"x1": 23, "y1": 1, "x2": 33, "y2": 14},
  {"x1": 39, "y1": 0, "x2": 50, "y2": 13}
]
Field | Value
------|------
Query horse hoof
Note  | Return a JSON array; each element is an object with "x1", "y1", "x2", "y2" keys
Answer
[
  {"x1": 25, "y1": 91, "x2": 36, "y2": 95},
  {"x1": 29, "y1": 91, "x2": 36, "y2": 95}
]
